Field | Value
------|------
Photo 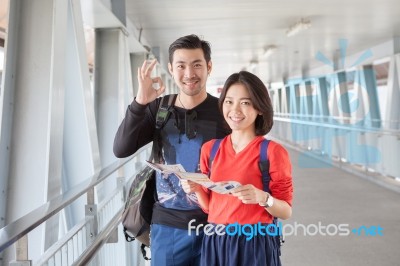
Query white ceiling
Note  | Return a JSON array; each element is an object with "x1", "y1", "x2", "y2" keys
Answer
[
  {"x1": 126, "y1": 0, "x2": 400, "y2": 86},
  {"x1": 1, "y1": 0, "x2": 400, "y2": 87}
]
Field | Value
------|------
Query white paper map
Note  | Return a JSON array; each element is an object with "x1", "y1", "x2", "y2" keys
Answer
[{"x1": 145, "y1": 161, "x2": 241, "y2": 194}]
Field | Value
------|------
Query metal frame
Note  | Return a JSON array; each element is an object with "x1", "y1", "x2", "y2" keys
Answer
[{"x1": 0, "y1": 143, "x2": 151, "y2": 265}]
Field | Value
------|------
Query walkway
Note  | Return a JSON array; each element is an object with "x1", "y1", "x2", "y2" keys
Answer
[{"x1": 281, "y1": 147, "x2": 400, "y2": 266}]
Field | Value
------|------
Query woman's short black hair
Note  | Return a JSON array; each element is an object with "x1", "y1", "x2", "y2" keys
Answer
[{"x1": 218, "y1": 71, "x2": 274, "y2": 136}]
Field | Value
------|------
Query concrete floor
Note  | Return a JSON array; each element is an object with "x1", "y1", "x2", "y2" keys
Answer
[{"x1": 280, "y1": 147, "x2": 400, "y2": 266}]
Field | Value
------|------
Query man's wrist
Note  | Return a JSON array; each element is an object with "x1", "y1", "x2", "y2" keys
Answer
[{"x1": 134, "y1": 97, "x2": 147, "y2": 106}]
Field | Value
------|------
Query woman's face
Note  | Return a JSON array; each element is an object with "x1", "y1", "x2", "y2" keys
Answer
[{"x1": 222, "y1": 83, "x2": 259, "y2": 134}]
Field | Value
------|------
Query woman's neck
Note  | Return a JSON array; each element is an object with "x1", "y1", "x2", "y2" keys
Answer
[{"x1": 230, "y1": 131, "x2": 257, "y2": 153}]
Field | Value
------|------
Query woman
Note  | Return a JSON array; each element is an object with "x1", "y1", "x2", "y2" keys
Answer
[{"x1": 182, "y1": 71, "x2": 293, "y2": 266}]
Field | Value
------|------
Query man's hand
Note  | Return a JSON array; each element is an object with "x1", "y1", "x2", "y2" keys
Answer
[{"x1": 136, "y1": 59, "x2": 166, "y2": 105}]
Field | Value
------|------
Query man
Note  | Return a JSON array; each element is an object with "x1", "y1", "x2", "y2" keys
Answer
[{"x1": 113, "y1": 34, "x2": 230, "y2": 266}]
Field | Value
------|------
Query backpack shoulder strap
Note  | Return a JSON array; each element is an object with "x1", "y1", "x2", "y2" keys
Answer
[
  {"x1": 153, "y1": 94, "x2": 177, "y2": 162},
  {"x1": 155, "y1": 94, "x2": 177, "y2": 129},
  {"x1": 259, "y1": 139, "x2": 280, "y2": 232},
  {"x1": 209, "y1": 139, "x2": 222, "y2": 169},
  {"x1": 259, "y1": 139, "x2": 271, "y2": 192}
]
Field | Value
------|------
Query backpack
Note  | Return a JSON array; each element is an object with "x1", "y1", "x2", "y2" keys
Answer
[
  {"x1": 209, "y1": 138, "x2": 284, "y2": 250},
  {"x1": 121, "y1": 94, "x2": 177, "y2": 260}
]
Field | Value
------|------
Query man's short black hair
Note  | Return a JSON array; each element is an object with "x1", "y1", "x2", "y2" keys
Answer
[{"x1": 169, "y1": 34, "x2": 211, "y2": 64}]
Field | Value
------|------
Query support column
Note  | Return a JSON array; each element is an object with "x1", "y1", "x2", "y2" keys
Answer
[
  {"x1": 0, "y1": 0, "x2": 70, "y2": 260},
  {"x1": 318, "y1": 77, "x2": 330, "y2": 121},
  {"x1": 393, "y1": 36, "x2": 400, "y2": 54},
  {"x1": 334, "y1": 71, "x2": 351, "y2": 124},
  {"x1": 362, "y1": 65, "x2": 381, "y2": 127},
  {"x1": 0, "y1": 0, "x2": 17, "y2": 233},
  {"x1": 385, "y1": 54, "x2": 400, "y2": 130},
  {"x1": 62, "y1": 0, "x2": 101, "y2": 228},
  {"x1": 94, "y1": 28, "x2": 134, "y2": 200},
  {"x1": 130, "y1": 52, "x2": 147, "y2": 100},
  {"x1": 111, "y1": 0, "x2": 126, "y2": 26}
]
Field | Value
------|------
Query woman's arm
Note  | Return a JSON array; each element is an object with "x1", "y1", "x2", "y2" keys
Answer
[
  {"x1": 231, "y1": 185, "x2": 292, "y2": 220},
  {"x1": 231, "y1": 141, "x2": 293, "y2": 220}
]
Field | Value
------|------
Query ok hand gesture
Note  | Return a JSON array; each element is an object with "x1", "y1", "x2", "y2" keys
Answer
[{"x1": 136, "y1": 59, "x2": 166, "y2": 105}]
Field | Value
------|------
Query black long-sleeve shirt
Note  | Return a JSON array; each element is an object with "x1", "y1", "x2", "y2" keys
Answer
[{"x1": 113, "y1": 96, "x2": 160, "y2": 158}]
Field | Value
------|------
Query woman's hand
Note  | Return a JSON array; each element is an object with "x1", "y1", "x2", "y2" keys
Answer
[
  {"x1": 181, "y1": 180, "x2": 202, "y2": 194},
  {"x1": 231, "y1": 184, "x2": 292, "y2": 220},
  {"x1": 182, "y1": 180, "x2": 210, "y2": 212},
  {"x1": 230, "y1": 184, "x2": 266, "y2": 205}
]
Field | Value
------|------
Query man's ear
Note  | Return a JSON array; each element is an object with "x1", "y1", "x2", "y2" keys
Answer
[
  {"x1": 207, "y1": 61, "x2": 212, "y2": 74},
  {"x1": 168, "y1": 63, "x2": 173, "y2": 75}
]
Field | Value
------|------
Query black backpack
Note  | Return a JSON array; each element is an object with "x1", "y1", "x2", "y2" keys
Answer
[{"x1": 121, "y1": 94, "x2": 177, "y2": 260}]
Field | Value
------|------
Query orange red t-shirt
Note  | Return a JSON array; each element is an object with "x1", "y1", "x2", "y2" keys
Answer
[{"x1": 200, "y1": 135, "x2": 293, "y2": 224}]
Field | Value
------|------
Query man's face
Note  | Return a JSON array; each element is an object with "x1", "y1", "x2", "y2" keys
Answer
[{"x1": 168, "y1": 48, "x2": 212, "y2": 96}]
